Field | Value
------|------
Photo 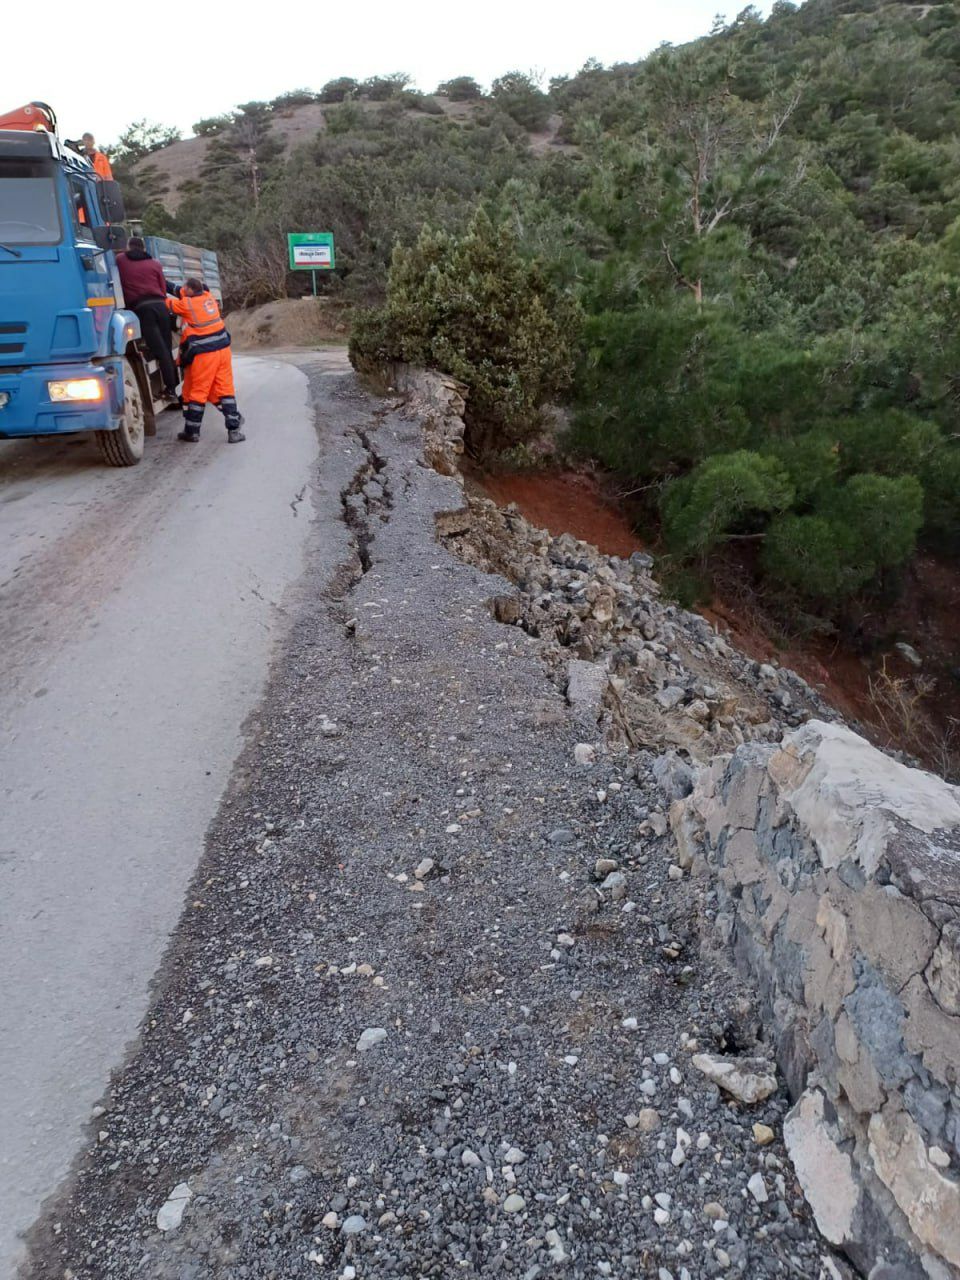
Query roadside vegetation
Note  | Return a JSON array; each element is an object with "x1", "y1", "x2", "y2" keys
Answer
[
  {"x1": 111, "y1": 0, "x2": 960, "y2": 630},
  {"x1": 350, "y1": 211, "x2": 580, "y2": 454}
]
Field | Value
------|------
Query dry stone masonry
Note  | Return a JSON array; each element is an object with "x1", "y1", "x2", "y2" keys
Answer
[
  {"x1": 674, "y1": 722, "x2": 960, "y2": 1278},
  {"x1": 380, "y1": 363, "x2": 468, "y2": 480}
]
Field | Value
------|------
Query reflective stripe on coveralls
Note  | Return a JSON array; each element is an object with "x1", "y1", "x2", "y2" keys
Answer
[
  {"x1": 181, "y1": 348, "x2": 242, "y2": 432},
  {"x1": 182, "y1": 395, "x2": 242, "y2": 433}
]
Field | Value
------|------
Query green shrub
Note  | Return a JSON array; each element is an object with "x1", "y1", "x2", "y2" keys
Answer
[
  {"x1": 768, "y1": 431, "x2": 840, "y2": 505},
  {"x1": 572, "y1": 304, "x2": 752, "y2": 478},
  {"x1": 193, "y1": 115, "x2": 233, "y2": 137},
  {"x1": 490, "y1": 72, "x2": 551, "y2": 131},
  {"x1": 835, "y1": 410, "x2": 944, "y2": 479},
  {"x1": 349, "y1": 210, "x2": 579, "y2": 454},
  {"x1": 270, "y1": 89, "x2": 318, "y2": 109},
  {"x1": 823, "y1": 472, "x2": 924, "y2": 569},
  {"x1": 363, "y1": 74, "x2": 412, "y2": 101},
  {"x1": 399, "y1": 92, "x2": 444, "y2": 115},
  {"x1": 437, "y1": 76, "x2": 483, "y2": 101},
  {"x1": 918, "y1": 444, "x2": 960, "y2": 550},
  {"x1": 762, "y1": 514, "x2": 873, "y2": 599},
  {"x1": 762, "y1": 473, "x2": 923, "y2": 603},
  {"x1": 661, "y1": 451, "x2": 795, "y2": 556},
  {"x1": 320, "y1": 78, "x2": 359, "y2": 103}
]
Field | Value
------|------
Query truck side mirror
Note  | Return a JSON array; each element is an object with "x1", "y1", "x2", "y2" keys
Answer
[
  {"x1": 98, "y1": 180, "x2": 126, "y2": 224},
  {"x1": 93, "y1": 224, "x2": 128, "y2": 252}
]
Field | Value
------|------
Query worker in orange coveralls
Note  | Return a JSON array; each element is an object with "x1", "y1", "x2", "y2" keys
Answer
[
  {"x1": 81, "y1": 133, "x2": 113, "y2": 180},
  {"x1": 166, "y1": 278, "x2": 246, "y2": 443}
]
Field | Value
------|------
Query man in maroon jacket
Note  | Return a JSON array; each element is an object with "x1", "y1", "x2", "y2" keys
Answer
[{"x1": 115, "y1": 237, "x2": 179, "y2": 398}]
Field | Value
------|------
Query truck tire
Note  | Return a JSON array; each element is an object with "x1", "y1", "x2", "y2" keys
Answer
[{"x1": 96, "y1": 359, "x2": 146, "y2": 466}]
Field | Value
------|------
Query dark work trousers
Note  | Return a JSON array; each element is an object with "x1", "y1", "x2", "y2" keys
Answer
[{"x1": 134, "y1": 299, "x2": 178, "y2": 393}]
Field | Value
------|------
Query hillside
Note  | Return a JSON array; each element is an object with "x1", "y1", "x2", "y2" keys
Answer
[
  {"x1": 115, "y1": 0, "x2": 960, "y2": 757},
  {"x1": 129, "y1": 100, "x2": 570, "y2": 220},
  {"x1": 133, "y1": 97, "x2": 564, "y2": 214}
]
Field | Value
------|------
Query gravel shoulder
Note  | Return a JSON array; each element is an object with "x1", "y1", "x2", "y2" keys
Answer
[{"x1": 19, "y1": 364, "x2": 835, "y2": 1280}]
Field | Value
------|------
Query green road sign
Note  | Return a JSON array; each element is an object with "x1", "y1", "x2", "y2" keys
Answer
[{"x1": 287, "y1": 232, "x2": 335, "y2": 271}]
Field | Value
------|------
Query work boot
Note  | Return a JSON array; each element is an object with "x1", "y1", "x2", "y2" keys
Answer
[
  {"x1": 227, "y1": 428, "x2": 246, "y2": 444},
  {"x1": 177, "y1": 429, "x2": 200, "y2": 443}
]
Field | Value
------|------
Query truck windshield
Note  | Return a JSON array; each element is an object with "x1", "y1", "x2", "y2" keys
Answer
[{"x1": 0, "y1": 161, "x2": 62, "y2": 246}]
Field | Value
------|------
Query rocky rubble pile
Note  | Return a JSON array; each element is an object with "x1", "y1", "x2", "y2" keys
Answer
[
  {"x1": 674, "y1": 721, "x2": 960, "y2": 1280},
  {"x1": 445, "y1": 495, "x2": 836, "y2": 763}
]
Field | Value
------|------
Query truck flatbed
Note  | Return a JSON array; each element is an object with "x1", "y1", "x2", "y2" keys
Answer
[{"x1": 145, "y1": 236, "x2": 222, "y2": 303}]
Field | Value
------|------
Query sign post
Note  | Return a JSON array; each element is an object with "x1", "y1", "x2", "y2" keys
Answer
[{"x1": 287, "y1": 232, "x2": 335, "y2": 297}]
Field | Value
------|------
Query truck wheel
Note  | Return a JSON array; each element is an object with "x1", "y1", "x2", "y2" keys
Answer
[{"x1": 96, "y1": 359, "x2": 146, "y2": 466}]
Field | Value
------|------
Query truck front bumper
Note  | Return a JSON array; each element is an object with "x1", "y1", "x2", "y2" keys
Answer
[{"x1": 0, "y1": 361, "x2": 122, "y2": 438}]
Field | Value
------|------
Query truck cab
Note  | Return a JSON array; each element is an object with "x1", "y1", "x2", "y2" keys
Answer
[{"x1": 0, "y1": 126, "x2": 159, "y2": 464}]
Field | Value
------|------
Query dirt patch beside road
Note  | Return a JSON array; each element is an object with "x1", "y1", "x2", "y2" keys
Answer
[
  {"x1": 227, "y1": 298, "x2": 350, "y2": 351},
  {"x1": 472, "y1": 469, "x2": 645, "y2": 560}
]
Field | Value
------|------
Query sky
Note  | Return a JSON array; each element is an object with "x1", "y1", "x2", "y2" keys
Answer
[{"x1": 10, "y1": 0, "x2": 775, "y2": 145}]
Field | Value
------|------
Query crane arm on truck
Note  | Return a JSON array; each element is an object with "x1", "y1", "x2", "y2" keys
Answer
[{"x1": 0, "y1": 102, "x2": 57, "y2": 133}]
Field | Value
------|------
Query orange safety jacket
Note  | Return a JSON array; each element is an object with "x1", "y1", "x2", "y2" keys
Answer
[
  {"x1": 91, "y1": 150, "x2": 113, "y2": 181},
  {"x1": 167, "y1": 290, "x2": 226, "y2": 341}
]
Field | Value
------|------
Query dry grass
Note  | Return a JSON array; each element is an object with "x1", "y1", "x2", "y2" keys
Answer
[{"x1": 867, "y1": 657, "x2": 960, "y2": 780}]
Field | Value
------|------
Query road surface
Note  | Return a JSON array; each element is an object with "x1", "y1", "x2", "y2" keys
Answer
[
  {"x1": 15, "y1": 366, "x2": 828, "y2": 1280},
  {"x1": 0, "y1": 354, "x2": 330, "y2": 1273}
]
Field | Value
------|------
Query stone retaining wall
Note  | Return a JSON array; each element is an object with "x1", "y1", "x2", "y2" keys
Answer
[
  {"x1": 381, "y1": 364, "x2": 468, "y2": 479},
  {"x1": 673, "y1": 720, "x2": 960, "y2": 1279}
]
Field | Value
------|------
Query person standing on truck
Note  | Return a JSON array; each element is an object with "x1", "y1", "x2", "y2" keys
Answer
[
  {"x1": 115, "y1": 237, "x2": 180, "y2": 400},
  {"x1": 166, "y1": 278, "x2": 246, "y2": 444},
  {"x1": 81, "y1": 133, "x2": 113, "y2": 180}
]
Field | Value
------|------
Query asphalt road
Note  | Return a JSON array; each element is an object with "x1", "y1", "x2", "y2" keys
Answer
[{"x1": 0, "y1": 353, "x2": 336, "y2": 1274}]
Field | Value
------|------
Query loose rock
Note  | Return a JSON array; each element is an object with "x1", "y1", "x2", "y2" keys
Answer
[
  {"x1": 635, "y1": 1108, "x2": 661, "y2": 1132},
  {"x1": 356, "y1": 1027, "x2": 387, "y2": 1052},
  {"x1": 692, "y1": 1052, "x2": 778, "y2": 1104},
  {"x1": 155, "y1": 1182, "x2": 192, "y2": 1233},
  {"x1": 747, "y1": 1172, "x2": 769, "y2": 1203}
]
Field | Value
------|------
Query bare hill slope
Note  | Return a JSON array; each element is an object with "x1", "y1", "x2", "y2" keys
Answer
[
  {"x1": 136, "y1": 98, "x2": 569, "y2": 212},
  {"x1": 135, "y1": 102, "x2": 329, "y2": 212},
  {"x1": 226, "y1": 298, "x2": 348, "y2": 349}
]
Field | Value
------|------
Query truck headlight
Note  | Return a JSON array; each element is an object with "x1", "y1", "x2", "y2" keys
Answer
[{"x1": 48, "y1": 378, "x2": 104, "y2": 403}]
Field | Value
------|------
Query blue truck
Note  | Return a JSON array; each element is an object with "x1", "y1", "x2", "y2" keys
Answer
[{"x1": 0, "y1": 106, "x2": 221, "y2": 466}]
